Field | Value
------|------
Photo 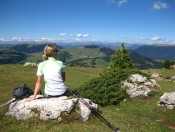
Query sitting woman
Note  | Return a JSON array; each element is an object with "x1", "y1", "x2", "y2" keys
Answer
[{"x1": 26, "y1": 44, "x2": 70, "y2": 102}]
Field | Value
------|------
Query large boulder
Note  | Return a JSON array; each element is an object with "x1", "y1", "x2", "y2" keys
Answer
[
  {"x1": 6, "y1": 95, "x2": 98, "y2": 121},
  {"x1": 157, "y1": 92, "x2": 175, "y2": 109},
  {"x1": 122, "y1": 74, "x2": 160, "y2": 98}
]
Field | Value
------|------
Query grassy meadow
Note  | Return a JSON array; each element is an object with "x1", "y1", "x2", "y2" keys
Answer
[{"x1": 0, "y1": 64, "x2": 175, "y2": 132}]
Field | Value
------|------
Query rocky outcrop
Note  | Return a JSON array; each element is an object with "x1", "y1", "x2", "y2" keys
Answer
[
  {"x1": 24, "y1": 62, "x2": 38, "y2": 67},
  {"x1": 151, "y1": 73, "x2": 162, "y2": 80},
  {"x1": 6, "y1": 95, "x2": 98, "y2": 121},
  {"x1": 122, "y1": 74, "x2": 160, "y2": 98},
  {"x1": 157, "y1": 92, "x2": 175, "y2": 109}
]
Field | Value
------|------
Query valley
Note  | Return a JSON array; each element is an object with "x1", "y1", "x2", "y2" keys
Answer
[{"x1": 0, "y1": 43, "x2": 164, "y2": 69}]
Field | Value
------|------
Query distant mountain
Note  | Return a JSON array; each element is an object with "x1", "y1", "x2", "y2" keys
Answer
[
  {"x1": 0, "y1": 43, "x2": 162, "y2": 69},
  {"x1": 0, "y1": 41, "x2": 144, "y2": 50},
  {"x1": 135, "y1": 44, "x2": 175, "y2": 60},
  {"x1": 0, "y1": 43, "x2": 63, "y2": 54},
  {"x1": 61, "y1": 45, "x2": 162, "y2": 69},
  {"x1": 57, "y1": 42, "x2": 143, "y2": 50}
]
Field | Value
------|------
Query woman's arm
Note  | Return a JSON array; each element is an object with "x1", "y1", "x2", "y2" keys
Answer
[{"x1": 25, "y1": 76, "x2": 42, "y2": 102}]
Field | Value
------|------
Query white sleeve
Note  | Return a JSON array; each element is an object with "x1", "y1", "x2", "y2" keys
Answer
[{"x1": 36, "y1": 62, "x2": 43, "y2": 76}]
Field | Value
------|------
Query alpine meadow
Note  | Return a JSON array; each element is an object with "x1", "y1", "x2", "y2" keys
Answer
[
  {"x1": 1, "y1": 0, "x2": 175, "y2": 131},
  {"x1": 0, "y1": 43, "x2": 175, "y2": 132}
]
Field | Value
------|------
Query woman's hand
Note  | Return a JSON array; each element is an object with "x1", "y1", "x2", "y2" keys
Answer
[{"x1": 25, "y1": 96, "x2": 35, "y2": 102}]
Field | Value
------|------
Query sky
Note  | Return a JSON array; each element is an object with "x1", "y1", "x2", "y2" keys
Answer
[{"x1": 0, "y1": 0, "x2": 175, "y2": 44}]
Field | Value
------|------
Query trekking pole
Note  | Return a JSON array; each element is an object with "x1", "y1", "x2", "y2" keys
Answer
[
  {"x1": 71, "y1": 90, "x2": 120, "y2": 132},
  {"x1": 0, "y1": 98, "x2": 16, "y2": 109}
]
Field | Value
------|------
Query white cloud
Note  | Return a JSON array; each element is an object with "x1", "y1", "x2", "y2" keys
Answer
[
  {"x1": 12, "y1": 37, "x2": 19, "y2": 41},
  {"x1": 76, "y1": 34, "x2": 82, "y2": 37},
  {"x1": 75, "y1": 38, "x2": 81, "y2": 41},
  {"x1": 4, "y1": 37, "x2": 58, "y2": 42},
  {"x1": 76, "y1": 34, "x2": 89, "y2": 38},
  {"x1": 41, "y1": 37, "x2": 57, "y2": 42},
  {"x1": 107, "y1": 0, "x2": 116, "y2": 4},
  {"x1": 149, "y1": 36, "x2": 161, "y2": 41},
  {"x1": 107, "y1": 0, "x2": 127, "y2": 7},
  {"x1": 82, "y1": 34, "x2": 89, "y2": 37},
  {"x1": 0, "y1": 37, "x2": 6, "y2": 41},
  {"x1": 153, "y1": 1, "x2": 168, "y2": 10},
  {"x1": 11, "y1": 37, "x2": 37, "y2": 42},
  {"x1": 59, "y1": 33, "x2": 68, "y2": 37},
  {"x1": 41, "y1": 37, "x2": 47, "y2": 40},
  {"x1": 59, "y1": 33, "x2": 89, "y2": 38},
  {"x1": 139, "y1": 36, "x2": 175, "y2": 44},
  {"x1": 118, "y1": 0, "x2": 127, "y2": 7}
]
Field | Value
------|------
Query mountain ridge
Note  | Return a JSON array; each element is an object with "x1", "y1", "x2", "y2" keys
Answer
[
  {"x1": 0, "y1": 43, "x2": 163, "y2": 69},
  {"x1": 135, "y1": 44, "x2": 175, "y2": 60}
]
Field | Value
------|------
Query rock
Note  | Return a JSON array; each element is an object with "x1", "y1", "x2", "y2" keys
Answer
[
  {"x1": 151, "y1": 73, "x2": 161, "y2": 78},
  {"x1": 5, "y1": 95, "x2": 98, "y2": 121},
  {"x1": 151, "y1": 73, "x2": 162, "y2": 80},
  {"x1": 157, "y1": 92, "x2": 175, "y2": 109},
  {"x1": 122, "y1": 74, "x2": 160, "y2": 98},
  {"x1": 77, "y1": 99, "x2": 98, "y2": 121},
  {"x1": 24, "y1": 62, "x2": 38, "y2": 67},
  {"x1": 129, "y1": 74, "x2": 147, "y2": 83},
  {"x1": 171, "y1": 75, "x2": 175, "y2": 81}
]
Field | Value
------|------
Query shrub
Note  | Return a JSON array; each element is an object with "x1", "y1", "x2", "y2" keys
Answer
[
  {"x1": 77, "y1": 42, "x2": 143, "y2": 106},
  {"x1": 78, "y1": 68, "x2": 141, "y2": 106}
]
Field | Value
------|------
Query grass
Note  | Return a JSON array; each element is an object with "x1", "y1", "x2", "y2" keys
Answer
[
  {"x1": 24, "y1": 52, "x2": 43, "y2": 63},
  {"x1": 61, "y1": 47, "x2": 109, "y2": 68},
  {"x1": 0, "y1": 65, "x2": 175, "y2": 132},
  {"x1": 62, "y1": 47, "x2": 106, "y2": 62}
]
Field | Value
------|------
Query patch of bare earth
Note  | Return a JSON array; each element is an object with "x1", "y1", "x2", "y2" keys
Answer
[
  {"x1": 135, "y1": 112, "x2": 175, "y2": 130},
  {"x1": 155, "y1": 119, "x2": 175, "y2": 130},
  {"x1": 147, "y1": 115, "x2": 175, "y2": 130}
]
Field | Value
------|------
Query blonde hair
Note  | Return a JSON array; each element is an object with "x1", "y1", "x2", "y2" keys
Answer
[{"x1": 42, "y1": 44, "x2": 58, "y2": 60}]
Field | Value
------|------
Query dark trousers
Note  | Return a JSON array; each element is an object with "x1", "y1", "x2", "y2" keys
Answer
[{"x1": 45, "y1": 89, "x2": 72, "y2": 98}]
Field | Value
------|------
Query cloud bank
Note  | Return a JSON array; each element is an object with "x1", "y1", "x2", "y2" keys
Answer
[{"x1": 1, "y1": 35, "x2": 174, "y2": 45}]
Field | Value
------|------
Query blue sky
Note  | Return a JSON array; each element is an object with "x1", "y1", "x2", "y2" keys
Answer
[{"x1": 0, "y1": 0, "x2": 175, "y2": 44}]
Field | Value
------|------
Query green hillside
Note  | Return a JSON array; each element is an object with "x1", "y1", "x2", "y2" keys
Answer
[
  {"x1": 61, "y1": 46, "x2": 162, "y2": 69},
  {"x1": 0, "y1": 44, "x2": 163, "y2": 69},
  {"x1": 0, "y1": 50, "x2": 27, "y2": 64},
  {"x1": 0, "y1": 65, "x2": 175, "y2": 131},
  {"x1": 135, "y1": 44, "x2": 175, "y2": 60},
  {"x1": 0, "y1": 43, "x2": 62, "y2": 64},
  {"x1": 130, "y1": 51, "x2": 162, "y2": 69},
  {"x1": 61, "y1": 46, "x2": 109, "y2": 67}
]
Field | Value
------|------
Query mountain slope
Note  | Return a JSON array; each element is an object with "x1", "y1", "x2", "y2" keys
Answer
[
  {"x1": 0, "y1": 50, "x2": 27, "y2": 64},
  {"x1": 0, "y1": 43, "x2": 63, "y2": 64},
  {"x1": 130, "y1": 50, "x2": 162, "y2": 69},
  {"x1": 1, "y1": 43, "x2": 63, "y2": 53},
  {"x1": 135, "y1": 44, "x2": 175, "y2": 60},
  {"x1": 0, "y1": 44, "x2": 162, "y2": 69},
  {"x1": 62, "y1": 45, "x2": 162, "y2": 69}
]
